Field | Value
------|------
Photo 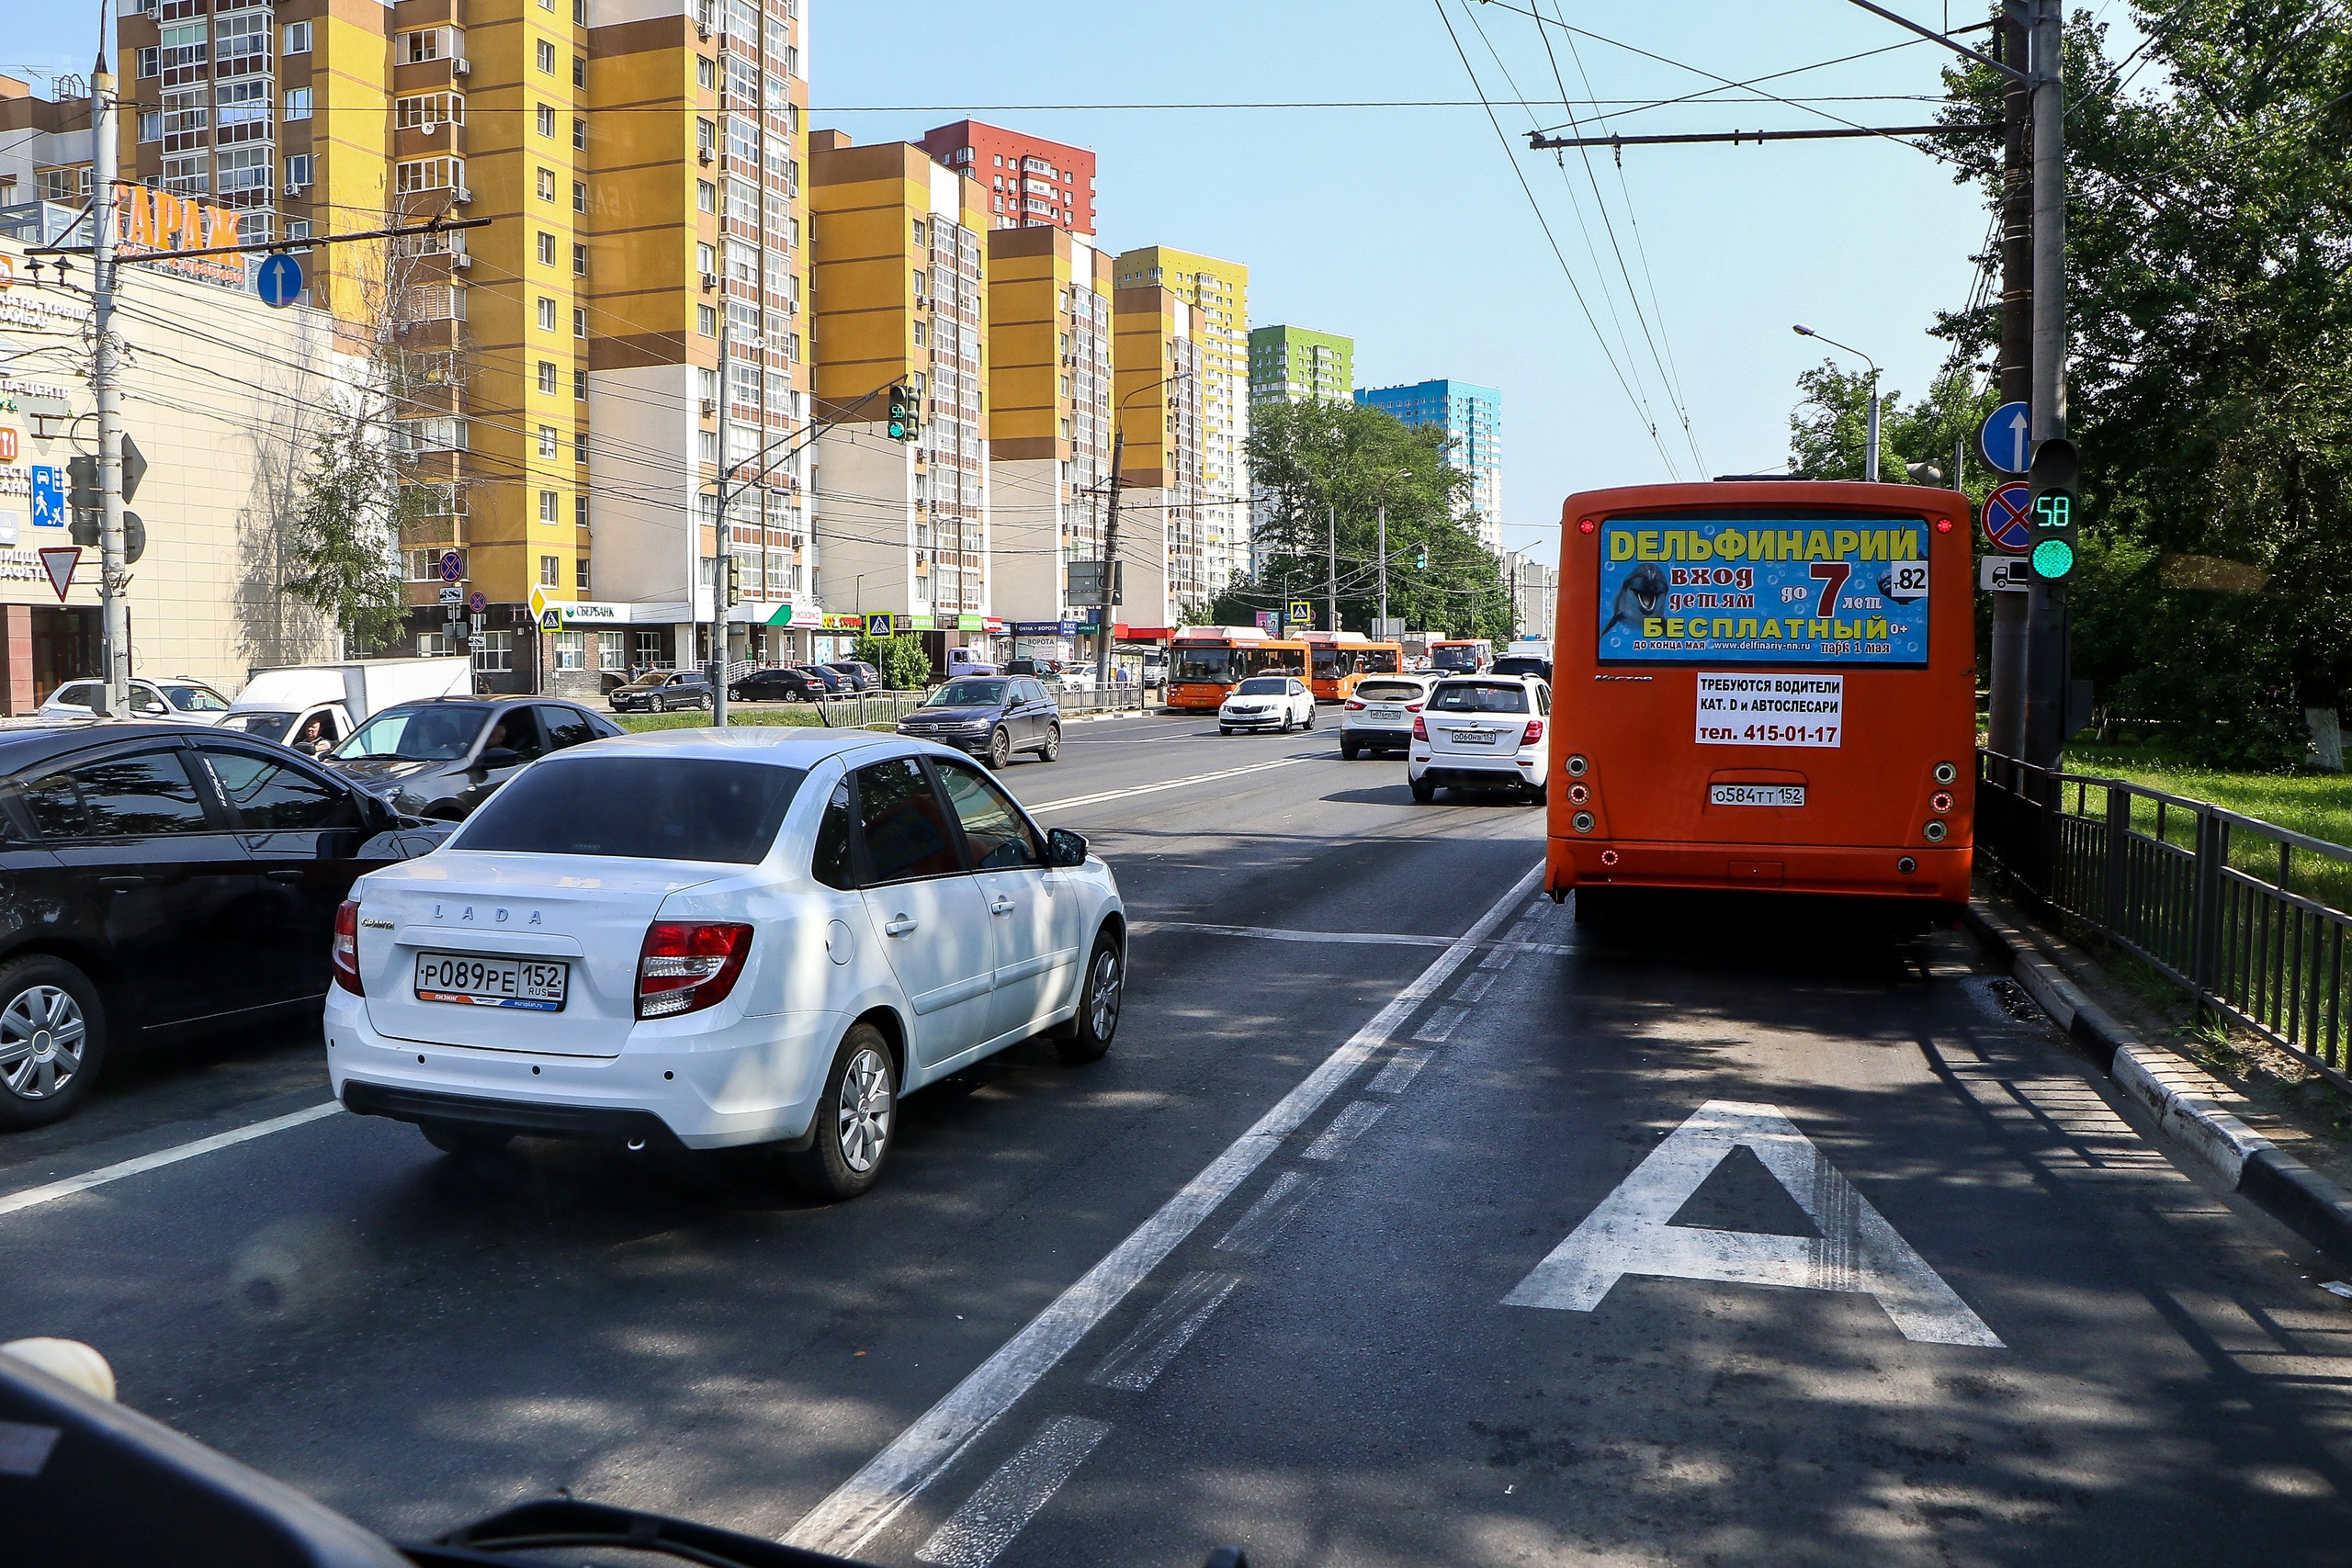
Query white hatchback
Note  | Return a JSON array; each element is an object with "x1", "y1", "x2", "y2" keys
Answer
[
  {"x1": 324, "y1": 728, "x2": 1127, "y2": 1199},
  {"x1": 1408, "y1": 675, "x2": 1551, "y2": 805},
  {"x1": 1219, "y1": 676, "x2": 1315, "y2": 735}
]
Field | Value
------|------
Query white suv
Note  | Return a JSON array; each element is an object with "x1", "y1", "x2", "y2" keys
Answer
[
  {"x1": 325, "y1": 728, "x2": 1127, "y2": 1200},
  {"x1": 37, "y1": 677, "x2": 233, "y2": 726},
  {"x1": 1408, "y1": 675, "x2": 1550, "y2": 805},
  {"x1": 1340, "y1": 675, "x2": 1431, "y2": 759}
]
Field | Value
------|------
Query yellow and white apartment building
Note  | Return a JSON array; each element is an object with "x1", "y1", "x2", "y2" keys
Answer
[
  {"x1": 1112, "y1": 244, "x2": 1245, "y2": 600},
  {"x1": 110, "y1": 0, "x2": 812, "y2": 691},
  {"x1": 805, "y1": 131, "x2": 994, "y2": 654},
  {"x1": 1110, "y1": 282, "x2": 1204, "y2": 630}
]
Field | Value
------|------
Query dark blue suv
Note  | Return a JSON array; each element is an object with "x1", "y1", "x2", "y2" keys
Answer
[{"x1": 895, "y1": 676, "x2": 1063, "y2": 769}]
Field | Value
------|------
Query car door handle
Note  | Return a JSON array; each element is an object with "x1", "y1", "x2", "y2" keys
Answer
[
  {"x1": 266, "y1": 869, "x2": 305, "y2": 882},
  {"x1": 989, "y1": 897, "x2": 1016, "y2": 916},
  {"x1": 884, "y1": 915, "x2": 918, "y2": 937},
  {"x1": 98, "y1": 875, "x2": 144, "y2": 891}
]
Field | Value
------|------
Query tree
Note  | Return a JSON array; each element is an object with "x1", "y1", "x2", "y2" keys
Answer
[
  {"x1": 282, "y1": 404, "x2": 409, "y2": 655},
  {"x1": 853, "y1": 631, "x2": 933, "y2": 690},
  {"x1": 1224, "y1": 400, "x2": 1511, "y2": 640},
  {"x1": 1789, "y1": 362, "x2": 1996, "y2": 491}
]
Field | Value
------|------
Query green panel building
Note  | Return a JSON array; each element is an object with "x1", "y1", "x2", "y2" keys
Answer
[{"x1": 1249, "y1": 324, "x2": 1354, "y2": 409}]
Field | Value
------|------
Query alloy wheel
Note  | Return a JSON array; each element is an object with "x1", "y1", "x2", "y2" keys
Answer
[
  {"x1": 1089, "y1": 948, "x2": 1123, "y2": 1039},
  {"x1": 0, "y1": 984, "x2": 87, "y2": 1101},
  {"x1": 836, "y1": 1047, "x2": 894, "y2": 1172}
]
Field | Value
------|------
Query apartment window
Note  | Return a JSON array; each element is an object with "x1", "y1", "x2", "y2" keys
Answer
[
  {"x1": 401, "y1": 28, "x2": 453, "y2": 63},
  {"x1": 472, "y1": 631, "x2": 513, "y2": 672},
  {"x1": 537, "y1": 103, "x2": 556, "y2": 137},
  {"x1": 571, "y1": 180, "x2": 587, "y2": 213},
  {"x1": 992, "y1": 154, "x2": 1002, "y2": 166},
  {"x1": 696, "y1": 180, "x2": 716, "y2": 213},
  {"x1": 537, "y1": 167, "x2": 556, "y2": 201},
  {"x1": 160, "y1": 23, "x2": 207, "y2": 68},
  {"x1": 572, "y1": 243, "x2": 587, "y2": 276},
  {"x1": 553, "y1": 629, "x2": 583, "y2": 669},
  {"x1": 538, "y1": 490, "x2": 560, "y2": 526},
  {"x1": 574, "y1": 368, "x2": 589, "y2": 400},
  {"x1": 910, "y1": 219, "x2": 925, "y2": 248},
  {"x1": 697, "y1": 56, "x2": 715, "y2": 88},
  {"x1": 399, "y1": 416, "x2": 468, "y2": 452},
  {"x1": 215, "y1": 13, "x2": 269, "y2": 73},
  {"x1": 573, "y1": 307, "x2": 587, "y2": 338},
  {"x1": 285, "y1": 153, "x2": 312, "y2": 189},
  {"x1": 283, "y1": 87, "x2": 311, "y2": 121},
  {"x1": 697, "y1": 305, "x2": 716, "y2": 337},
  {"x1": 579, "y1": 560, "x2": 595, "y2": 595},
  {"x1": 138, "y1": 47, "x2": 159, "y2": 77},
  {"x1": 217, "y1": 76, "x2": 271, "y2": 127},
  {"x1": 218, "y1": 145, "x2": 271, "y2": 197},
  {"x1": 137, "y1": 111, "x2": 161, "y2": 142},
  {"x1": 696, "y1": 242, "x2": 716, "y2": 276},
  {"x1": 573, "y1": 428, "x2": 588, "y2": 462},
  {"x1": 532, "y1": 233, "x2": 553, "y2": 268},
  {"x1": 537, "y1": 423, "x2": 558, "y2": 457},
  {"x1": 573, "y1": 118, "x2": 586, "y2": 151},
  {"x1": 537, "y1": 360, "x2": 559, "y2": 393},
  {"x1": 284, "y1": 19, "x2": 311, "y2": 51},
  {"x1": 394, "y1": 156, "x2": 462, "y2": 195},
  {"x1": 395, "y1": 93, "x2": 465, "y2": 130},
  {"x1": 287, "y1": 219, "x2": 311, "y2": 240},
  {"x1": 536, "y1": 39, "x2": 556, "y2": 73},
  {"x1": 539, "y1": 553, "x2": 560, "y2": 585},
  {"x1": 534, "y1": 297, "x2": 555, "y2": 332},
  {"x1": 572, "y1": 55, "x2": 585, "y2": 87},
  {"x1": 575, "y1": 494, "x2": 590, "y2": 529}
]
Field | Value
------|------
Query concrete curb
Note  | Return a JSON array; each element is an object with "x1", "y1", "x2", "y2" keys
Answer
[{"x1": 1963, "y1": 897, "x2": 2352, "y2": 1269}]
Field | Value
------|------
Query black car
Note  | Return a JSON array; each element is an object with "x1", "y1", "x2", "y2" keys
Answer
[
  {"x1": 0, "y1": 723, "x2": 447, "y2": 1129},
  {"x1": 821, "y1": 660, "x2": 879, "y2": 692},
  {"x1": 321, "y1": 697, "x2": 621, "y2": 820},
  {"x1": 1491, "y1": 654, "x2": 1553, "y2": 682},
  {"x1": 608, "y1": 670, "x2": 713, "y2": 713},
  {"x1": 795, "y1": 664, "x2": 851, "y2": 694},
  {"x1": 729, "y1": 666, "x2": 828, "y2": 703},
  {"x1": 896, "y1": 675, "x2": 1063, "y2": 768}
]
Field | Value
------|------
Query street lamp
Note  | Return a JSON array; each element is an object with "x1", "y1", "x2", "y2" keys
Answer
[
  {"x1": 1792, "y1": 323, "x2": 1882, "y2": 483},
  {"x1": 1094, "y1": 367, "x2": 1196, "y2": 692},
  {"x1": 1374, "y1": 467, "x2": 1412, "y2": 632}
]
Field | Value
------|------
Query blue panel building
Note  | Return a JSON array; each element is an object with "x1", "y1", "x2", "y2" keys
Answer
[{"x1": 1352, "y1": 380, "x2": 1502, "y2": 553}]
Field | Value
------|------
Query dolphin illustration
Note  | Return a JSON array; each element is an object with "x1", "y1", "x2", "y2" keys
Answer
[{"x1": 1603, "y1": 564, "x2": 1670, "y2": 635}]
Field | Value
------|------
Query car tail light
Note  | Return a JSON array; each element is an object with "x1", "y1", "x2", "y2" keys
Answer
[
  {"x1": 1412, "y1": 713, "x2": 1428, "y2": 740},
  {"x1": 332, "y1": 899, "x2": 363, "y2": 995},
  {"x1": 1523, "y1": 718, "x2": 1544, "y2": 745},
  {"x1": 638, "y1": 921, "x2": 754, "y2": 1019},
  {"x1": 1344, "y1": 698, "x2": 1366, "y2": 711},
  {"x1": 1406, "y1": 701, "x2": 1424, "y2": 712}
]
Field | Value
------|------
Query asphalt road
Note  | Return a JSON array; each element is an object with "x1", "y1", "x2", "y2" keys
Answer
[{"x1": 6, "y1": 709, "x2": 2352, "y2": 1567}]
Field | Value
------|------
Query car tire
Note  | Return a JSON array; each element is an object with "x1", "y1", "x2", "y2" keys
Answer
[
  {"x1": 986, "y1": 727, "x2": 1012, "y2": 769},
  {"x1": 1524, "y1": 777, "x2": 1549, "y2": 806},
  {"x1": 1278, "y1": 713, "x2": 1293, "y2": 734},
  {"x1": 1303, "y1": 706, "x2": 1316, "y2": 729},
  {"x1": 1340, "y1": 738, "x2": 1360, "y2": 760},
  {"x1": 1053, "y1": 931, "x2": 1124, "y2": 1064},
  {"x1": 1039, "y1": 723, "x2": 1062, "y2": 762},
  {"x1": 1409, "y1": 775, "x2": 1437, "y2": 804},
  {"x1": 1220, "y1": 726, "x2": 1234, "y2": 737},
  {"x1": 418, "y1": 1119, "x2": 514, "y2": 1156},
  {"x1": 785, "y1": 1021, "x2": 897, "y2": 1201},
  {"x1": 701, "y1": 694, "x2": 714, "y2": 712},
  {"x1": 0, "y1": 954, "x2": 107, "y2": 1131}
]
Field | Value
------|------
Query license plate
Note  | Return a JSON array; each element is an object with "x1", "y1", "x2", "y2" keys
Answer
[
  {"x1": 1710, "y1": 784, "x2": 1805, "y2": 807},
  {"x1": 1450, "y1": 729, "x2": 1498, "y2": 746},
  {"x1": 415, "y1": 952, "x2": 569, "y2": 1011},
  {"x1": 1369, "y1": 706, "x2": 1401, "y2": 719}
]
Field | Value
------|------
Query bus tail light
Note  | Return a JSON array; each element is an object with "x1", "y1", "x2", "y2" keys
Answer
[
  {"x1": 1930, "y1": 790, "x2": 1954, "y2": 814},
  {"x1": 1567, "y1": 783, "x2": 1589, "y2": 804},
  {"x1": 1572, "y1": 811, "x2": 1596, "y2": 834},
  {"x1": 1566, "y1": 754, "x2": 1589, "y2": 777},
  {"x1": 1923, "y1": 820, "x2": 1949, "y2": 843},
  {"x1": 1411, "y1": 714, "x2": 1428, "y2": 741},
  {"x1": 1523, "y1": 718, "x2": 1544, "y2": 745},
  {"x1": 1935, "y1": 517, "x2": 1954, "y2": 533},
  {"x1": 1600, "y1": 849, "x2": 1619, "y2": 866}
]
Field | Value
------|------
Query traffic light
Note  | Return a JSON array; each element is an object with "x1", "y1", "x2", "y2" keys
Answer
[
  {"x1": 2026, "y1": 435, "x2": 2080, "y2": 585},
  {"x1": 1413, "y1": 545, "x2": 1428, "y2": 570},
  {"x1": 887, "y1": 384, "x2": 920, "y2": 442},
  {"x1": 66, "y1": 454, "x2": 96, "y2": 513},
  {"x1": 725, "y1": 556, "x2": 743, "y2": 606}
]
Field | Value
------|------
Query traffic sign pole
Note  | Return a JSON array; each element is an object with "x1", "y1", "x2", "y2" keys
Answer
[{"x1": 89, "y1": 59, "x2": 132, "y2": 717}]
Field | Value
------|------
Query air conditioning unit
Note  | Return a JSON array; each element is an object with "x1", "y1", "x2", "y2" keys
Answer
[
  {"x1": 700, "y1": 272, "x2": 718, "y2": 291},
  {"x1": 284, "y1": 183, "x2": 305, "y2": 197},
  {"x1": 451, "y1": 252, "x2": 472, "y2": 269},
  {"x1": 695, "y1": 19, "x2": 709, "y2": 37},
  {"x1": 450, "y1": 56, "x2": 470, "y2": 75},
  {"x1": 696, "y1": 147, "x2": 712, "y2": 164},
  {"x1": 453, "y1": 186, "x2": 473, "y2": 204},
  {"x1": 700, "y1": 399, "x2": 717, "y2": 418}
]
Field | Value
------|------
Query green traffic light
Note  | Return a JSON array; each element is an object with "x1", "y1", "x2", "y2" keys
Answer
[{"x1": 2031, "y1": 537, "x2": 2075, "y2": 580}]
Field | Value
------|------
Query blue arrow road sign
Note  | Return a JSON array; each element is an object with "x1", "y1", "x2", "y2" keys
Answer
[
  {"x1": 255, "y1": 252, "x2": 304, "y2": 309},
  {"x1": 1979, "y1": 401, "x2": 2031, "y2": 475},
  {"x1": 28, "y1": 466, "x2": 63, "y2": 528},
  {"x1": 1982, "y1": 480, "x2": 2034, "y2": 552}
]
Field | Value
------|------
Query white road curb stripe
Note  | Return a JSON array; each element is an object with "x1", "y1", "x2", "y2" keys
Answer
[
  {"x1": 782, "y1": 860, "x2": 1544, "y2": 1557},
  {"x1": 0, "y1": 1101, "x2": 341, "y2": 1219},
  {"x1": 1023, "y1": 757, "x2": 1311, "y2": 815}
]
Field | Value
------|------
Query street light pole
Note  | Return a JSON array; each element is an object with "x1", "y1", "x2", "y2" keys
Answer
[
  {"x1": 1374, "y1": 467, "x2": 1410, "y2": 632},
  {"x1": 2021, "y1": 0, "x2": 2071, "y2": 773},
  {"x1": 1097, "y1": 367, "x2": 1194, "y2": 693},
  {"x1": 1792, "y1": 324, "x2": 1881, "y2": 482},
  {"x1": 90, "y1": 56, "x2": 130, "y2": 717}
]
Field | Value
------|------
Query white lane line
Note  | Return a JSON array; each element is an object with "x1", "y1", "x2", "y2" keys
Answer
[
  {"x1": 1022, "y1": 757, "x2": 1311, "y2": 815},
  {"x1": 1367, "y1": 1047, "x2": 1433, "y2": 1096},
  {"x1": 1211, "y1": 1170, "x2": 1321, "y2": 1256},
  {"x1": 911, "y1": 1416, "x2": 1112, "y2": 1568},
  {"x1": 1129, "y1": 920, "x2": 1573, "y2": 957},
  {"x1": 1302, "y1": 1100, "x2": 1389, "y2": 1162},
  {"x1": 783, "y1": 861, "x2": 1543, "y2": 1557},
  {"x1": 1480, "y1": 947, "x2": 1520, "y2": 971},
  {"x1": 1413, "y1": 1007, "x2": 1471, "y2": 1044},
  {"x1": 1085, "y1": 1271, "x2": 1243, "y2": 1392},
  {"x1": 1452, "y1": 971, "x2": 1499, "y2": 1003},
  {"x1": 0, "y1": 1101, "x2": 341, "y2": 1220}
]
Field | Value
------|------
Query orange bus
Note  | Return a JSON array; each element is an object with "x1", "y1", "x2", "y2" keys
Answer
[
  {"x1": 1166, "y1": 626, "x2": 1308, "y2": 711},
  {"x1": 1545, "y1": 479, "x2": 1973, "y2": 916},
  {"x1": 1302, "y1": 631, "x2": 1404, "y2": 702},
  {"x1": 1428, "y1": 638, "x2": 1493, "y2": 675}
]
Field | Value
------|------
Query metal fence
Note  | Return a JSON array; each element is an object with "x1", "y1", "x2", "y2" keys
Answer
[
  {"x1": 1977, "y1": 749, "x2": 2352, "y2": 1087},
  {"x1": 803, "y1": 687, "x2": 1153, "y2": 729}
]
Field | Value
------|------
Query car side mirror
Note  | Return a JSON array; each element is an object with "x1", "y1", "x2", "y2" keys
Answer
[
  {"x1": 475, "y1": 747, "x2": 522, "y2": 770},
  {"x1": 1046, "y1": 828, "x2": 1088, "y2": 868}
]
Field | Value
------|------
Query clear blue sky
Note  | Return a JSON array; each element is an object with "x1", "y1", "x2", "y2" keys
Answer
[{"x1": 6, "y1": 2, "x2": 2143, "y2": 562}]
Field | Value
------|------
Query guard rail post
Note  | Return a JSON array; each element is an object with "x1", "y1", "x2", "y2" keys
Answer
[
  {"x1": 2191, "y1": 806, "x2": 2226, "y2": 1008},
  {"x1": 2103, "y1": 779, "x2": 2130, "y2": 935}
]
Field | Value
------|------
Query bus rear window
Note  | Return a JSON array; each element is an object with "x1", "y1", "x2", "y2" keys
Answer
[{"x1": 1597, "y1": 514, "x2": 1929, "y2": 666}]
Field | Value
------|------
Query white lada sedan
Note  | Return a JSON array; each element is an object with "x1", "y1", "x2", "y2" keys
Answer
[{"x1": 324, "y1": 728, "x2": 1125, "y2": 1199}]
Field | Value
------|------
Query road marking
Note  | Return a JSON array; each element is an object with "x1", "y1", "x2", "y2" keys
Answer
[
  {"x1": 784, "y1": 861, "x2": 1543, "y2": 1557},
  {"x1": 1412, "y1": 1007, "x2": 1470, "y2": 1043},
  {"x1": 1303, "y1": 1100, "x2": 1388, "y2": 1161},
  {"x1": 911, "y1": 1416, "x2": 1111, "y2": 1568},
  {"x1": 1451, "y1": 971, "x2": 1499, "y2": 1003},
  {"x1": 1368, "y1": 1047, "x2": 1433, "y2": 1095},
  {"x1": 1128, "y1": 920, "x2": 1573, "y2": 957},
  {"x1": 1085, "y1": 1271, "x2": 1242, "y2": 1392},
  {"x1": 0, "y1": 1101, "x2": 342, "y2": 1220},
  {"x1": 1504, "y1": 1100, "x2": 2004, "y2": 1348},
  {"x1": 1023, "y1": 757, "x2": 1311, "y2": 815},
  {"x1": 1212, "y1": 1170, "x2": 1321, "y2": 1256}
]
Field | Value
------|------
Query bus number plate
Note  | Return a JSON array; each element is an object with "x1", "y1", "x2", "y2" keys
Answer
[{"x1": 1710, "y1": 784, "x2": 1805, "y2": 807}]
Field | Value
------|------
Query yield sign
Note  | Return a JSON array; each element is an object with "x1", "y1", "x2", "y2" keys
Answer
[
  {"x1": 1982, "y1": 481, "x2": 2034, "y2": 553},
  {"x1": 37, "y1": 546, "x2": 79, "y2": 602}
]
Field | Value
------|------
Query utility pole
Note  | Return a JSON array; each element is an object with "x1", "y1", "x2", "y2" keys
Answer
[
  {"x1": 1093, "y1": 424, "x2": 1124, "y2": 692},
  {"x1": 1376, "y1": 501, "x2": 1389, "y2": 629},
  {"x1": 2020, "y1": 0, "x2": 2070, "y2": 772},
  {"x1": 89, "y1": 56, "x2": 130, "y2": 718},
  {"x1": 1326, "y1": 503, "x2": 1337, "y2": 634},
  {"x1": 1986, "y1": 6, "x2": 2034, "y2": 759},
  {"x1": 708, "y1": 286, "x2": 734, "y2": 724}
]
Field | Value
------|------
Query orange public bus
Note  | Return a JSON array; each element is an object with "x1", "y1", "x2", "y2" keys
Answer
[
  {"x1": 1545, "y1": 479, "x2": 1974, "y2": 915},
  {"x1": 1302, "y1": 631, "x2": 1404, "y2": 702},
  {"x1": 1166, "y1": 626, "x2": 1309, "y2": 711}
]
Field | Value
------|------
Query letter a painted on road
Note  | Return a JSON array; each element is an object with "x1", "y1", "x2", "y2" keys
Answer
[{"x1": 1503, "y1": 1100, "x2": 2002, "y2": 1347}]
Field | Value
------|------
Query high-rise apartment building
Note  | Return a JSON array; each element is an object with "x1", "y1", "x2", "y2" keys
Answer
[
  {"x1": 1111, "y1": 284, "x2": 1204, "y2": 627},
  {"x1": 1504, "y1": 546, "x2": 1557, "y2": 642},
  {"x1": 1355, "y1": 379, "x2": 1503, "y2": 554},
  {"x1": 918, "y1": 120, "x2": 1094, "y2": 235},
  {"x1": 1111, "y1": 245, "x2": 1245, "y2": 598},
  {"x1": 108, "y1": 0, "x2": 812, "y2": 691},
  {"x1": 806, "y1": 131, "x2": 993, "y2": 650},
  {"x1": 1248, "y1": 324, "x2": 1351, "y2": 408},
  {"x1": 985, "y1": 224, "x2": 1114, "y2": 646}
]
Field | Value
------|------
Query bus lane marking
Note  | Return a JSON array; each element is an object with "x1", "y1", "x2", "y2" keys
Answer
[
  {"x1": 1086, "y1": 1271, "x2": 1243, "y2": 1392},
  {"x1": 1213, "y1": 1170, "x2": 1321, "y2": 1256},
  {"x1": 1505, "y1": 1100, "x2": 2004, "y2": 1348},
  {"x1": 1302, "y1": 1101, "x2": 1388, "y2": 1161},
  {"x1": 912, "y1": 1416, "x2": 1111, "y2": 1568}
]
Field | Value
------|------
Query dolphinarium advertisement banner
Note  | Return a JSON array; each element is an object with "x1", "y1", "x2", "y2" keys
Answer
[{"x1": 1596, "y1": 515, "x2": 1931, "y2": 666}]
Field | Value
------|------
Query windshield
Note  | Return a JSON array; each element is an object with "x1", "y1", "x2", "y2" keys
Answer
[
  {"x1": 334, "y1": 705, "x2": 490, "y2": 761},
  {"x1": 165, "y1": 685, "x2": 230, "y2": 711},
  {"x1": 221, "y1": 712, "x2": 295, "y2": 742},
  {"x1": 456, "y1": 756, "x2": 805, "y2": 863},
  {"x1": 1234, "y1": 677, "x2": 1287, "y2": 695},
  {"x1": 1312, "y1": 650, "x2": 1346, "y2": 679},
  {"x1": 1430, "y1": 646, "x2": 1481, "y2": 671},
  {"x1": 929, "y1": 680, "x2": 1009, "y2": 707},
  {"x1": 1430, "y1": 682, "x2": 1528, "y2": 713},
  {"x1": 1357, "y1": 680, "x2": 1424, "y2": 701},
  {"x1": 1172, "y1": 647, "x2": 1238, "y2": 682}
]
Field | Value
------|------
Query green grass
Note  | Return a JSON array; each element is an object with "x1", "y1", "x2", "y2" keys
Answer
[{"x1": 2058, "y1": 736, "x2": 2352, "y2": 907}]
